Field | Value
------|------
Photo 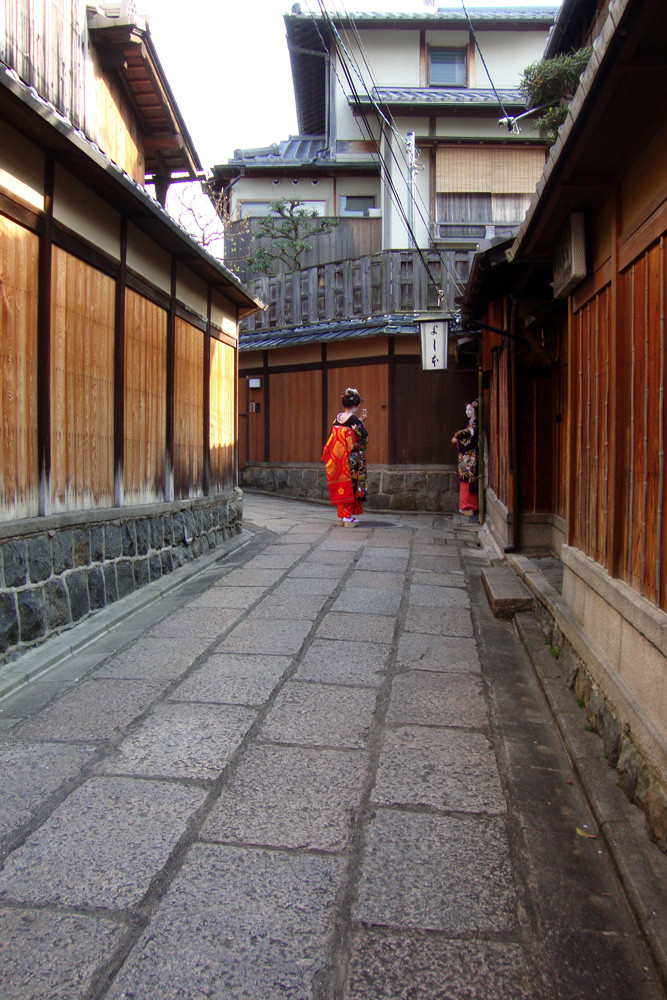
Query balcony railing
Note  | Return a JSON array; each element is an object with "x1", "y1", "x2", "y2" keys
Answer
[{"x1": 241, "y1": 248, "x2": 475, "y2": 333}]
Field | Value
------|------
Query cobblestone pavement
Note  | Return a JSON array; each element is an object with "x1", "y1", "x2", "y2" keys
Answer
[{"x1": 0, "y1": 494, "x2": 664, "y2": 999}]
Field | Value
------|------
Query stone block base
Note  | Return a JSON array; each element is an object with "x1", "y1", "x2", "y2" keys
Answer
[
  {"x1": 240, "y1": 463, "x2": 459, "y2": 513},
  {"x1": 481, "y1": 566, "x2": 533, "y2": 618},
  {"x1": 0, "y1": 490, "x2": 243, "y2": 664}
]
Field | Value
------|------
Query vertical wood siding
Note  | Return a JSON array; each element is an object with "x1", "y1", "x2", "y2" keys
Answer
[
  {"x1": 50, "y1": 247, "x2": 115, "y2": 510},
  {"x1": 123, "y1": 290, "x2": 167, "y2": 503},
  {"x1": 0, "y1": 218, "x2": 39, "y2": 521},
  {"x1": 210, "y1": 339, "x2": 235, "y2": 491},
  {"x1": 488, "y1": 343, "x2": 512, "y2": 510},
  {"x1": 173, "y1": 318, "x2": 204, "y2": 499},
  {"x1": 570, "y1": 286, "x2": 611, "y2": 564},
  {"x1": 269, "y1": 370, "x2": 323, "y2": 464},
  {"x1": 327, "y1": 364, "x2": 389, "y2": 464},
  {"x1": 616, "y1": 241, "x2": 666, "y2": 606}
]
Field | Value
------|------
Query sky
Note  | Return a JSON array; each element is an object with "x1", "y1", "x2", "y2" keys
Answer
[{"x1": 146, "y1": 0, "x2": 560, "y2": 176}]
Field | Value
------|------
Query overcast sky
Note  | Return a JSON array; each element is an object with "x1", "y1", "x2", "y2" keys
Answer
[{"x1": 146, "y1": 0, "x2": 560, "y2": 175}]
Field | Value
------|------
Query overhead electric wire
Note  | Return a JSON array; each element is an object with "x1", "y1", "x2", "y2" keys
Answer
[
  {"x1": 306, "y1": 1, "x2": 465, "y2": 301},
  {"x1": 459, "y1": 0, "x2": 514, "y2": 129}
]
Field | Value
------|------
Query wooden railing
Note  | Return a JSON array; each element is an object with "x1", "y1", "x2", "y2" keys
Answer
[{"x1": 241, "y1": 248, "x2": 474, "y2": 333}]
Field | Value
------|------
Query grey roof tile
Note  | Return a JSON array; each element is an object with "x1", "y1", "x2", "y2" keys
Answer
[
  {"x1": 240, "y1": 316, "x2": 419, "y2": 352},
  {"x1": 290, "y1": 8, "x2": 559, "y2": 24},
  {"x1": 229, "y1": 135, "x2": 328, "y2": 167},
  {"x1": 352, "y1": 87, "x2": 525, "y2": 108}
]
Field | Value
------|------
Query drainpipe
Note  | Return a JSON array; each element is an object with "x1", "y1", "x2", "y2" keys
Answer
[{"x1": 505, "y1": 295, "x2": 521, "y2": 552}]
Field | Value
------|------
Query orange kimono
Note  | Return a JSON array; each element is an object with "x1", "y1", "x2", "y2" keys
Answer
[{"x1": 321, "y1": 423, "x2": 364, "y2": 519}]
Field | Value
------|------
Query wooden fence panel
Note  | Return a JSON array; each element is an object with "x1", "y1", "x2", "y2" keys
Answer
[
  {"x1": 173, "y1": 318, "x2": 204, "y2": 499},
  {"x1": 50, "y1": 248, "x2": 114, "y2": 510},
  {"x1": 394, "y1": 362, "x2": 477, "y2": 466},
  {"x1": 210, "y1": 339, "x2": 235, "y2": 490},
  {"x1": 0, "y1": 217, "x2": 39, "y2": 521},
  {"x1": 269, "y1": 370, "x2": 323, "y2": 463},
  {"x1": 327, "y1": 365, "x2": 389, "y2": 465},
  {"x1": 124, "y1": 290, "x2": 167, "y2": 504}
]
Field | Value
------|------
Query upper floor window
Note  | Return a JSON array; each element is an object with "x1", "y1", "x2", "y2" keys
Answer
[
  {"x1": 429, "y1": 48, "x2": 466, "y2": 87},
  {"x1": 340, "y1": 195, "x2": 377, "y2": 217},
  {"x1": 239, "y1": 200, "x2": 325, "y2": 219}
]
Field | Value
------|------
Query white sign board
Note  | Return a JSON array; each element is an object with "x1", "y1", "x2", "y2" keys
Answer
[{"x1": 419, "y1": 319, "x2": 449, "y2": 370}]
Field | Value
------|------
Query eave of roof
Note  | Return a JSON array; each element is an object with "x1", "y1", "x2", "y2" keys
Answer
[
  {"x1": 286, "y1": 8, "x2": 560, "y2": 29},
  {"x1": 0, "y1": 61, "x2": 260, "y2": 315},
  {"x1": 349, "y1": 87, "x2": 526, "y2": 114},
  {"x1": 509, "y1": 0, "x2": 667, "y2": 263},
  {"x1": 240, "y1": 315, "x2": 419, "y2": 352},
  {"x1": 88, "y1": 13, "x2": 202, "y2": 182}
]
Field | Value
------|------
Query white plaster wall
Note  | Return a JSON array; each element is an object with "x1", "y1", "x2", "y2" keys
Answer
[
  {"x1": 0, "y1": 121, "x2": 45, "y2": 212},
  {"x1": 53, "y1": 165, "x2": 121, "y2": 259},
  {"x1": 211, "y1": 291, "x2": 237, "y2": 337},
  {"x1": 176, "y1": 266, "x2": 208, "y2": 319},
  {"x1": 232, "y1": 177, "x2": 334, "y2": 217},
  {"x1": 126, "y1": 223, "x2": 172, "y2": 294},
  {"x1": 473, "y1": 31, "x2": 547, "y2": 89}
]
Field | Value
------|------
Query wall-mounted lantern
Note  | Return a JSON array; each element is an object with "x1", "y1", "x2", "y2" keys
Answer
[
  {"x1": 418, "y1": 316, "x2": 450, "y2": 371},
  {"x1": 248, "y1": 377, "x2": 262, "y2": 389}
]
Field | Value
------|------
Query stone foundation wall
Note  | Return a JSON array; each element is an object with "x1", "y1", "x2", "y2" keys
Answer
[
  {"x1": 0, "y1": 490, "x2": 243, "y2": 664},
  {"x1": 240, "y1": 463, "x2": 460, "y2": 512}
]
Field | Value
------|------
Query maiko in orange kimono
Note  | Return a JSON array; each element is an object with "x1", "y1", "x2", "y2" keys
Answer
[{"x1": 321, "y1": 424, "x2": 363, "y2": 520}]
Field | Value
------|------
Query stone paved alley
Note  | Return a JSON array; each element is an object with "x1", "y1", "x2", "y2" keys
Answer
[{"x1": 0, "y1": 494, "x2": 665, "y2": 1000}]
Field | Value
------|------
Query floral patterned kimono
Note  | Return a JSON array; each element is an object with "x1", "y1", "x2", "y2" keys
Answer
[
  {"x1": 321, "y1": 413, "x2": 368, "y2": 520},
  {"x1": 453, "y1": 402, "x2": 478, "y2": 514}
]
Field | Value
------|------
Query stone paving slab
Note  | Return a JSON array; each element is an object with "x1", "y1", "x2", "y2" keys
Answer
[
  {"x1": 217, "y1": 617, "x2": 313, "y2": 655},
  {"x1": 373, "y1": 725, "x2": 505, "y2": 814},
  {"x1": 288, "y1": 562, "x2": 348, "y2": 579},
  {"x1": 411, "y1": 554, "x2": 462, "y2": 573},
  {"x1": 396, "y1": 634, "x2": 481, "y2": 673},
  {"x1": 271, "y1": 576, "x2": 340, "y2": 597},
  {"x1": 354, "y1": 554, "x2": 409, "y2": 573},
  {"x1": 244, "y1": 547, "x2": 310, "y2": 568},
  {"x1": 169, "y1": 653, "x2": 292, "y2": 706},
  {"x1": 0, "y1": 907, "x2": 127, "y2": 1000},
  {"x1": 146, "y1": 607, "x2": 241, "y2": 641},
  {"x1": 181, "y1": 586, "x2": 266, "y2": 609},
  {"x1": 202, "y1": 744, "x2": 367, "y2": 851},
  {"x1": 408, "y1": 583, "x2": 470, "y2": 608},
  {"x1": 0, "y1": 679, "x2": 73, "y2": 718},
  {"x1": 355, "y1": 809, "x2": 517, "y2": 933},
  {"x1": 0, "y1": 777, "x2": 205, "y2": 908},
  {"x1": 331, "y1": 588, "x2": 402, "y2": 616},
  {"x1": 11, "y1": 678, "x2": 167, "y2": 743},
  {"x1": 316, "y1": 612, "x2": 396, "y2": 644},
  {"x1": 411, "y1": 569, "x2": 467, "y2": 588},
  {"x1": 387, "y1": 671, "x2": 488, "y2": 728},
  {"x1": 93, "y1": 636, "x2": 208, "y2": 681},
  {"x1": 105, "y1": 844, "x2": 342, "y2": 1000},
  {"x1": 215, "y1": 567, "x2": 285, "y2": 587},
  {"x1": 346, "y1": 570, "x2": 405, "y2": 590},
  {"x1": 346, "y1": 932, "x2": 535, "y2": 1000},
  {"x1": 404, "y1": 605, "x2": 474, "y2": 636},
  {"x1": 98, "y1": 702, "x2": 256, "y2": 780},
  {"x1": 246, "y1": 592, "x2": 329, "y2": 620},
  {"x1": 305, "y1": 549, "x2": 355, "y2": 566},
  {"x1": 258, "y1": 681, "x2": 377, "y2": 749},
  {"x1": 0, "y1": 743, "x2": 96, "y2": 845},
  {"x1": 295, "y1": 639, "x2": 389, "y2": 687}
]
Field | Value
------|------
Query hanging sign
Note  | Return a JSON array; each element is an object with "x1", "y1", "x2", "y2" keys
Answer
[{"x1": 419, "y1": 318, "x2": 449, "y2": 370}]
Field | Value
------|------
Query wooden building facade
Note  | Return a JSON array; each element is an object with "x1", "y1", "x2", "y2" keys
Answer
[
  {"x1": 463, "y1": 0, "x2": 667, "y2": 842},
  {"x1": 0, "y1": 2, "x2": 258, "y2": 664}
]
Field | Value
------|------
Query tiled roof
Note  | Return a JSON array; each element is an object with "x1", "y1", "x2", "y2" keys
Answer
[
  {"x1": 240, "y1": 315, "x2": 419, "y2": 352},
  {"x1": 351, "y1": 87, "x2": 526, "y2": 108},
  {"x1": 228, "y1": 136, "x2": 328, "y2": 167},
  {"x1": 289, "y1": 8, "x2": 559, "y2": 25}
]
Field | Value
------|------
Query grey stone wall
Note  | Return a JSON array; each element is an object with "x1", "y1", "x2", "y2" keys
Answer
[
  {"x1": 240, "y1": 463, "x2": 460, "y2": 513},
  {"x1": 0, "y1": 490, "x2": 242, "y2": 664}
]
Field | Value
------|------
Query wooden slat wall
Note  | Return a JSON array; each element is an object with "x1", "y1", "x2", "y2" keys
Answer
[
  {"x1": 0, "y1": 217, "x2": 39, "y2": 521},
  {"x1": 268, "y1": 370, "x2": 323, "y2": 464},
  {"x1": 50, "y1": 247, "x2": 115, "y2": 510},
  {"x1": 518, "y1": 370, "x2": 554, "y2": 513},
  {"x1": 173, "y1": 318, "x2": 204, "y2": 498},
  {"x1": 570, "y1": 286, "x2": 612, "y2": 566},
  {"x1": 393, "y1": 363, "x2": 478, "y2": 465},
  {"x1": 123, "y1": 290, "x2": 167, "y2": 503},
  {"x1": 616, "y1": 240, "x2": 665, "y2": 606},
  {"x1": 488, "y1": 343, "x2": 512, "y2": 509},
  {"x1": 210, "y1": 339, "x2": 235, "y2": 491},
  {"x1": 327, "y1": 364, "x2": 390, "y2": 464}
]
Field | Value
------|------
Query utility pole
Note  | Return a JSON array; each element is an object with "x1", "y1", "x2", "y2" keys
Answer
[{"x1": 406, "y1": 131, "x2": 417, "y2": 248}]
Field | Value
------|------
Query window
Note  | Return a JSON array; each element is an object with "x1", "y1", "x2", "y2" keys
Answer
[
  {"x1": 429, "y1": 48, "x2": 466, "y2": 87},
  {"x1": 239, "y1": 200, "x2": 325, "y2": 219},
  {"x1": 434, "y1": 193, "x2": 533, "y2": 239},
  {"x1": 340, "y1": 195, "x2": 377, "y2": 216}
]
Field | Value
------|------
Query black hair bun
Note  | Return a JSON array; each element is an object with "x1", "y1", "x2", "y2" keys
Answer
[{"x1": 342, "y1": 387, "x2": 361, "y2": 408}]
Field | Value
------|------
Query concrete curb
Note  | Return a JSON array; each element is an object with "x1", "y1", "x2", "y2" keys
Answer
[
  {"x1": 0, "y1": 529, "x2": 254, "y2": 703},
  {"x1": 514, "y1": 609, "x2": 667, "y2": 989}
]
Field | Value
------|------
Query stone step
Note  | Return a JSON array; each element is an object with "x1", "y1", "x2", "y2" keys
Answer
[{"x1": 481, "y1": 565, "x2": 533, "y2": 619}]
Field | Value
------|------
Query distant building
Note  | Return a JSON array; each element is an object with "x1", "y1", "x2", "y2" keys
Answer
[{"x1": 207, "y1": 7, "x2": 557, "y2": 508}]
